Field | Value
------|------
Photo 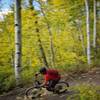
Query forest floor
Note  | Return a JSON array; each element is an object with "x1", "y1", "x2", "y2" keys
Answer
[{"x1": 0, "y1": 67, "x2": 100, "y2": 100}]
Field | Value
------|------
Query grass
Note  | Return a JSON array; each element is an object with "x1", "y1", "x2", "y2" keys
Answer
[{"x1": 67, "y1": 84, "x2": 100, "y2": 100}]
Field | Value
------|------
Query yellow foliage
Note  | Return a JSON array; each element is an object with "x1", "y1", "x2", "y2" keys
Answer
[
  {"x1": 51, "y1": 0, "x2": 64, "y2": 6},
  {"x1": 32, "y1": 58, "x2": 40, "y2": 67}
]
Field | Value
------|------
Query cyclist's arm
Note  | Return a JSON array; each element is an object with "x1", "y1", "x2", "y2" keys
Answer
[
  {"x1": 40, "y1": 75, "x2": 49, "y2": 87},
  {"x1": 44, "y1": 75, "x2": 49, "y2": 85},
  {"x1": 40, "y1": 81, "x2": 48, "y2": 88}
]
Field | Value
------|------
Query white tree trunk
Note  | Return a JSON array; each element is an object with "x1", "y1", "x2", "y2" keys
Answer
[
  {"x1": 85, "y1": 0, "x2": 91, "y2": 65},
  {"x1": 93, "y1": 0, "x2": 97, "y2": 48},
  {"x1": 14, "y1": 0, "x2": 22, "y2": 85}
]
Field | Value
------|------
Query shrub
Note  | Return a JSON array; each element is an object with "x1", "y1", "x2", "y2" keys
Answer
[
  {"x1": 0, "y1": 66, "x2": 15, "y2": 94},
  {"x1": 21, "y1": 66, "x2": 41, "y2": 85},
  {"x1": 67, "y1": 84, "x2": 100, "y2": 100}
]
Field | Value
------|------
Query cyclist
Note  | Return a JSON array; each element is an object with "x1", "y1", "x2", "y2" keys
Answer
[{"x1": 35, "y1": 67, "x2": 61, "y2": 91}]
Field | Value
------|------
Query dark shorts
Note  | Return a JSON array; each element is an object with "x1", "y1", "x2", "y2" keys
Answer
[{"x1": 46, "y1": 79, "x2": 60, "y2": 91}]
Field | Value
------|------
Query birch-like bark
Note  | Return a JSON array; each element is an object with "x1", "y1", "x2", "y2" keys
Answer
[
  {"x1": 14, "y1": 0, "x2": 22, "y2": 85},
  {"x1": 85, "y1": 0, "x2": 91, "y2": 65},
  {"x1": 93, "y1": 0, "x2": 97, "y2": 48}
]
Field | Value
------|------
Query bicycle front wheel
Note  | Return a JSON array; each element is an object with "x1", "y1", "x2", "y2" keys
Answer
[{"x1": 25, "y1": 87, "x2": 41, "y2": 99}]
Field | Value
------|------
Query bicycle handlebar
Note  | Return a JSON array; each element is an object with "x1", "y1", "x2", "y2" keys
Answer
[{"x1": 35, "y1": 72, "x2": 40, "y2": 77}]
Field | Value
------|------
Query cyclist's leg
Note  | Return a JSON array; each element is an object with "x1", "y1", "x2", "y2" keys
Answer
[
  {"x1": 47, "y1": 79, "x2": 60, "y2": 90},
  {"x1": 51, "y1": 79, "x2": 60, "y2": 88},
  {"x1": 46, "y1": 78, "x2": 60, "y2": 91},
  {"x1": 46, "y1": 80, "x2": 53, "y2": 91}
]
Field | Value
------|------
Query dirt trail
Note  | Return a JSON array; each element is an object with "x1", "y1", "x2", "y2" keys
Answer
[{"x1": 0, "y1": 68, "x2": 100, "y2": 100}]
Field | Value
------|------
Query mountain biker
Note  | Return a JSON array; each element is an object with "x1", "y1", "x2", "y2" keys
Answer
[{"x1": 35, "y1": 67, "x2": 61, "y2": 91}]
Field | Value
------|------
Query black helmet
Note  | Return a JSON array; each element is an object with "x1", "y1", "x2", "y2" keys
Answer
[{"x1": 39, "y1": 67, "x2": 47, "y2": 74}]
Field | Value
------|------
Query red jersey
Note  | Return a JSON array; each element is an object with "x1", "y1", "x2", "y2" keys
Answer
[{"x1": 44, "y1": 69, "x2": 61, "y2": 84}]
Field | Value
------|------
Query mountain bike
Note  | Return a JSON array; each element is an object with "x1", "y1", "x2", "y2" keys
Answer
[{"x1": 25, "y1": 75, "x2": 69, "y2": 99}]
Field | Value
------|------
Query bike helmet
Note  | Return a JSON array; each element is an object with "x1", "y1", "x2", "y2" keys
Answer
[{"x1": 39, "y1": 67, "x2": 47, "y2": 74}]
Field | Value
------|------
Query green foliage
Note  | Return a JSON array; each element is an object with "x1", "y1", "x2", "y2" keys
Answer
[
  {"x1": 3, "y1": 75, "x2": 15, "y2": 92},
  {"x1": 0, "y1": 66, "x2": 15, "y2": 94},
  {"x1": 21, "y1": 66, "x2": 40, "y2": 85},
  {"x1": 67, "y1": 84, "x2": 100, "y2": 100},
  {"x1": 21, "y1": 69, "x2": 34, "y2": 85}
]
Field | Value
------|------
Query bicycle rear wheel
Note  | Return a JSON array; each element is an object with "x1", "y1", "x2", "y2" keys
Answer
[{"x1": 54, "y1": 81, "x2": 69, "y2": 94}]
